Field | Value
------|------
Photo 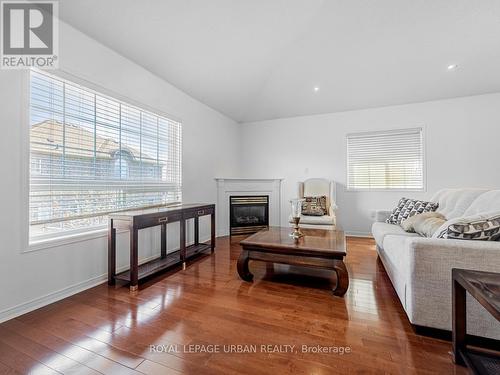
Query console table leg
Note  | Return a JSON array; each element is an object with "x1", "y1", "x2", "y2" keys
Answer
[
  {"x1": 130, "y1": 226, "x2": 139, "y2": 292},
  {"x1": 161, "y1": 223, "x2": 167, "y2": 259},
  {"x1": 194, "y1": 217, "x2": 199, "y2": 246},
  {"x1": 180, "y1": 218, "x2": 186, "y2": 269},
  {"x1": 265, "y1": 262, "x2": 275, "y2": 275},
  {"x1": 332, "y1": 260, "x2": 349, "y2": 297},
  {"x1": 107, "y1": 220, "x2": 116, "y2": 285},
  {"x1": 453, "y1": 279, "x2": 466, "y2": 365},
  {"x1": 237, "y1": 250, "x2": 253, "y2": 281},
  {"x1": 211, "y1": 211, "x2": 216, "y2": 252}
]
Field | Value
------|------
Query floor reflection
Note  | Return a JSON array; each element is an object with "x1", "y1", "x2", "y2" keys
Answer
[{"x1": 347, "y1": 278, "x2": 379, "y2": 316}]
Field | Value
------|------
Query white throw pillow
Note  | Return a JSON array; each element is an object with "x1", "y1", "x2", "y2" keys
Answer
[{"x1": 400, "y1": 212, "x2": 445, "y2": 233}]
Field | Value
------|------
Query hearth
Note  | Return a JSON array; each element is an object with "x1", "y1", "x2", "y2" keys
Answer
[{"x1": 230, "y1": 195, "x2": 269, "y2": 235}]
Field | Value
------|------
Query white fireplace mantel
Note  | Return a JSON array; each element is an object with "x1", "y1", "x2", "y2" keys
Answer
[{"x1": 215, "y1": 178, "x2": 284, "y2": 236}]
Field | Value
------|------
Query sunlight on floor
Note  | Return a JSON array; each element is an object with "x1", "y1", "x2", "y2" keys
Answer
[{"x1": 347, "y1": 278, "x2": 379, "y2": 316}]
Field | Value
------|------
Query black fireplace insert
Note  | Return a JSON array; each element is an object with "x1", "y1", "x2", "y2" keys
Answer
[{"x1": 229, "y1": 195, "x2": 269, "y2": 235}]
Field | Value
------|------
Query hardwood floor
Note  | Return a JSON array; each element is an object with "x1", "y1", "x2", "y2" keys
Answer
[{"x1": 0, "y1": 236, "x2": 467, "y2": 374}]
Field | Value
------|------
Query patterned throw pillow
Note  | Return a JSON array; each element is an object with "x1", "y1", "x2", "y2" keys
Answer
[
  {"x1": 386, "y1": 198, "x2": 439, "y2": 225},
  {"x1": 444, "y1": 215, "x2": 500, "y2": 240},
  {"x1": 302, "y1": 196, "x2": 328, "y2": 216}
]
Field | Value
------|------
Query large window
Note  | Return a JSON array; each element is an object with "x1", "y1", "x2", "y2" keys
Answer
[
  {"x1": 29, "y1": 71, "x2": 182, "y2": 240},
  {"x1": 346, "y1": 128, "x2": 424, "y2": 190}
]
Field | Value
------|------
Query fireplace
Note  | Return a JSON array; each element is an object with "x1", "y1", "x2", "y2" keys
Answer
[{"x1": 230, "y1": 195, "x2": 269, "y2": 235}]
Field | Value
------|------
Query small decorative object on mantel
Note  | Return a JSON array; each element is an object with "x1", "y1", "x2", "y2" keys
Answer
[{"x1": 290, "y1": 198, "x2": 305, "y2": 239}]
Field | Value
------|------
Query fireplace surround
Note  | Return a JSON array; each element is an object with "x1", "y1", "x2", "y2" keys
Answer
[
  {"x1": 230, "y1": 195, "x2": 269, "y2": 235},
  {"x1": 215, "y1": 178, "x2": 283, "y2": 237}
]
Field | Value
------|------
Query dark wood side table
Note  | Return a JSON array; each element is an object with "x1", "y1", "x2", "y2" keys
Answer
[
  {"x1": 108, "y1": 203, "x2": 215, "y2": 291},
  {"x1": 452, "y1": 268, "x2": 500, "y2": 375},
  {"x1": 238, "y1": 227, "x2": 348, "y2": 296}
]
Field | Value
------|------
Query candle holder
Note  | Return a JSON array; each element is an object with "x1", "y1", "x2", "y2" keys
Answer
[{"x1": 290, "y1": 198, "x2": 305, "y2": 239}]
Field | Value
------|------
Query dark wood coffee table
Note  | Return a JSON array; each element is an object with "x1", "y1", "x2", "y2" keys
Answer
[{"x1": 238, "y1": 227, "x2": 348, "y2": 296}]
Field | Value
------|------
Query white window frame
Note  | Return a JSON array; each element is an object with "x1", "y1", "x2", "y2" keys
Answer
[
  {"x1": 345, "y1": 127, "x2": 426, "y2": 192},
  {"x1": 21, "y1": 69, "x2": 183, "y2": 252}
]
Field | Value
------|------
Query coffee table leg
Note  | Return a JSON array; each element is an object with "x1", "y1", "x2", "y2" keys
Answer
[
  {"x1": 265, "y1": 262, "x2": 275, "y2": 275},
  {"x1": 332, "y1": 259, "x2": 349, "y2": 296},
  {"x1": 237, "y1": 250, "x2": 253, "y2": 281}
]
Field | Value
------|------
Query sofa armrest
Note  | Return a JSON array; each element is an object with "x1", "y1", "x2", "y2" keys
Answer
[
  {"x1": 329, "y1": 205, "x2": 337, "y2": 226},
  {"x1": 407, "y1": 237, "x2": 500, "y2": 261},
  {"x1": 405, "y1": 236, "x2": 500, "y2": 336},
  {"x1": 374, "y1": 210, "x2": 392, "y2": 223},
  {"x1": 407, "y1": 237, "x2": 500, "y2": 281},
  {"x1": 328, "y1": 204, "x2": 338, "y2": 216}
]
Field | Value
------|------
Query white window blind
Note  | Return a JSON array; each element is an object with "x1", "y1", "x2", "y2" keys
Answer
[
  {"x1": 29, "y1": 70, "x2": 182, "y2": 239},
  {"x1": 347, "y1": 128, "x2": 424, "y2": 190}
]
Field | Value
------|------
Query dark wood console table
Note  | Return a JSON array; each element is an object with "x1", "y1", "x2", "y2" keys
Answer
[
  {"x1": 452, "y1": 268, "x2": 500, "y2": 375},
  {"x1": 108, "y1": 203, "x2": 215, "y2": 291}
]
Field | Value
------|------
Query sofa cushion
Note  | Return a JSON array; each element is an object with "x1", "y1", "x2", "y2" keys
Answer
[
  {"x1": 387, "y1": 198, "x2": 438, "y2": 224},
  {"x1": 372, "y1": 222, "x2": 420, "y2": 248},
  {"x1": 463, "y1": 190, "x2": 500, "y2": 217},
  {"x1": 430, "y1": 189, "x2": 488, "y2": 220},
  {"x1": 294, "y1": 214, "x2": 335, "y2": 225},
  {"x1": 379, "y1": 234, "x2": 413, "y2": 307}
]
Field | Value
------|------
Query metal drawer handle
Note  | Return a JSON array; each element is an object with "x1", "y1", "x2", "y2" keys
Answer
[
  {"x1": 197, "y1": 210, "x2": 204, "y2": 215},
  {"x1": 158, "y1": 217, "x2": 168, "y2": 223}
]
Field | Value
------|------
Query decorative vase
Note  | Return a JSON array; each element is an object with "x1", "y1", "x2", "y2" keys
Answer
[{"x1": 290, "y1": 198, "x2": 305, "y2": 239}]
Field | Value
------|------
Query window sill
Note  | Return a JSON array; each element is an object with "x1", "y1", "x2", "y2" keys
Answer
[
  {"x1": 345, "y1": 188, "x2": 426, "y2": 193},
  {"x1": 26, "y1": 227, "x2": 113, "y2": 253}
]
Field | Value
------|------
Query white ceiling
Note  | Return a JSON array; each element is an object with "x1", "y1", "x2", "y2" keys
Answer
[{"x1": 60, "y1": 0, "x2": 500, "y2": 123}]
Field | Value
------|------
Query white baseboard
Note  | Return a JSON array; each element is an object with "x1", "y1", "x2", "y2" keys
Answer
[
  {"x1": 0, "y1": 237, "x2": 211, "y2": 324},
  {"x1": 0, "y1": 274, "x2": 108, "y2": 324},
  {"x1": 345, "y1": 231, "x2": 373, "y2": 238}
]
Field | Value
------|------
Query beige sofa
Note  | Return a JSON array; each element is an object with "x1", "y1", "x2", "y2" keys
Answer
[{"x1": 372, "y1": 188, "x2": 500, "y2": 339}]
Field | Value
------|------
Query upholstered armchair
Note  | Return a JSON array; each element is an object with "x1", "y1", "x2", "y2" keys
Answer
[{"x1": 289, "y1": 178, "x2": 337, "y2": 230}]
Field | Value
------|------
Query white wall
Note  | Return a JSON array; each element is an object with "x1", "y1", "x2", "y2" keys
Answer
[
  {"x1": 239, "y1": 93, "x2": 500, "y2": 235},
  {"x1": 0, "y1": 22, "x2": 240, "y2": 321}
]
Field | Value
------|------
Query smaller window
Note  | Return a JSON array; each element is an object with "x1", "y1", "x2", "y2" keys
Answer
[{"x1": 346, "y1": 128, "x2": 424, "y2": 191}]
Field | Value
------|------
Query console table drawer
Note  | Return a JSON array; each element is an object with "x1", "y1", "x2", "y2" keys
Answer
[
  {"x1": 137, "y1": 212, "x2": 182, "y2": 228},
  {"x1": 196, "y1": 207, "x2": 213, "y2": 216},
  {"x1": 184, "y1": 206, "x2": 214, "y2": 219}
]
